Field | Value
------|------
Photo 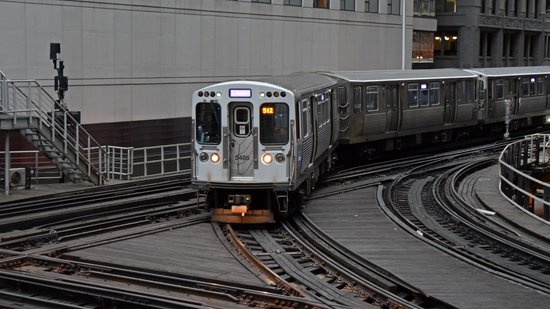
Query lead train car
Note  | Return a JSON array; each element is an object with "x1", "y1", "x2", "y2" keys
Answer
[{"x1": 192, "y1": 73, "x2": 343, "y2": 224}]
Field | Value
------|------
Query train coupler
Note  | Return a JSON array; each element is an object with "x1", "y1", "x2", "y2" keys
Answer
[{"x1": 228, "y1": 194, "x2": 251, "y2": 216}]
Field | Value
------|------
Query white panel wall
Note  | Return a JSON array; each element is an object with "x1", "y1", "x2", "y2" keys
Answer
[{"x1": 0, "y1": 0, "x2": 415, "y2": 124}]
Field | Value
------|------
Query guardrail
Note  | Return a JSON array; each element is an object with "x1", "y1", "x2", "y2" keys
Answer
[
  {"x1": 131, "y1": 143, "x2": 191, "y2": 179},
  {"x1": 1, "y1": 142, "x2": 191, "y2": 183},
  {"x1": 499, "y1": 133, "x2": 550, "y2": 221}
]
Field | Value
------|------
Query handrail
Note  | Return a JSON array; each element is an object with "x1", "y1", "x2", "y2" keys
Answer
[
  {"x1": 1, "y1": 76, "x2": 108, "y2": 185},
  {"x1": 499, "y1": 134, "x2": 550, "y2": 221}
]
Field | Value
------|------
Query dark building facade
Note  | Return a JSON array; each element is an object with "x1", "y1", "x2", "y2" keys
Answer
[{"x1": 433, "y1": 0, "x2": 550, "y2": 68}]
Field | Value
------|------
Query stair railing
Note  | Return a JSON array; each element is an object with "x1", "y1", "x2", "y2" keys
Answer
[{"x1": 0, "y1": 70, "x2": 108, "y2": 185}]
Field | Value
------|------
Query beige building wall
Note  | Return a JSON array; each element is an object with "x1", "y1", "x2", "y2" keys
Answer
[{"x1": 0, "y1": 0, "x2": 414, "y2": 123}]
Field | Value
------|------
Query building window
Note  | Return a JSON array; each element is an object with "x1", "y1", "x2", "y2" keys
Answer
[
  {"x1": 479, "y1": 32, "x2": 493, "y2": 57},
  {"x1": 434, "y1": 31, "x2": 458, "y2": 56},
  {"x1": 414, "y1": 0, "x2": 435, "y2": 17},
  {"x1": 314, "y1": 0, "x2": 329, "y2": 8},
  {"x1": 365, "y1": 0, "x2": 378, "y2": 13},
  {"x1": 251, "y1": 0, "x2": 271, "y2": 3},
  {"x1": 284, "y1": 0, "x2": 302, "y2": 5},
  {"x1": 545, "y1": 36, "x2": 550, "y2": 59},
  {"x1": 388, "y1": 0, "x2": 400, "y2": 15},
  {"x1": 435, "y1": 0, "x2": 456, "y2": 13},
  {"x1": 413, "y1": 31, "x2": 434, "y2": 63},
  {"x1": 341, "y1": 0, "x2": 355, "y2": 11}
]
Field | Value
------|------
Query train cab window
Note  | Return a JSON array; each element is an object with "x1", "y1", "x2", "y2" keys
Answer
[
  {"x1": 430, "y1": 82, "x2": 440, "y2": 105},
  {"x1": 366, "y1": 86, "x2": 379, "y2": 111},
  {"x1": 408, "y1": 84, "x2": 419, "y2": 107},
  {"x1": 196, "y1": 103, "x2": 221, "y2": 144},
  {"x1": 419, "y1": 83, "x2": 429, "y2": 106},
  {"x1": 353, "y1": 86, "x2": 363, "y2": 113},
  {"x1": 260, "y1": 103, "x2": 289, "y2": 145},
  {"x1": 495, "y1": 80, "x2": 504, "y2": 99}
]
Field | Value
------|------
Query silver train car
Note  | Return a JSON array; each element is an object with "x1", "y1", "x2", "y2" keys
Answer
[
  {"x1": 192, "y1": 73, "x2": 343, "y2": 223},
  {"x1": 192, "y1": 66, "x2": 550, "y2": 224}
]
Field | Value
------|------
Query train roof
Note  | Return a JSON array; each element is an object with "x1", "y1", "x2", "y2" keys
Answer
[
  {"x1": 326, "y1": 69, "x2": 477, "y2": 83},
  {"x1": 465, "y1": 66, "x2": 550, "y2": 77},
  {"x1": 258, "y1": 72, "x2": 338, "y2": 96}
]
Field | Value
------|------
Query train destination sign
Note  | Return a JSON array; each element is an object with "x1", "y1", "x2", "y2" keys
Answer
[{"x1": 229, "y1": 89, "x2": 252, "y2": 98}]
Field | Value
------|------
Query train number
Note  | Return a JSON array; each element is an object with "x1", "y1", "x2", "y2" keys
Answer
[{"x1": 235, "y1": 154, "x2": 250, "y2": 161}]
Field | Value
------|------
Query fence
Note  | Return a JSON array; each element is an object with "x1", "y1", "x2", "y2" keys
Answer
[
  {"x1": 0, "y1": 142, "x2": 191, "y2": 185},
  {"x1": 499, "y1": 134, "x2": 550, "y2": 221}
]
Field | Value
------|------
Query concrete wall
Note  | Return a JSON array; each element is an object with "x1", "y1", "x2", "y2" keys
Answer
[{"x1": 0, "y1": 0, "x2": 413, "y2": 124}]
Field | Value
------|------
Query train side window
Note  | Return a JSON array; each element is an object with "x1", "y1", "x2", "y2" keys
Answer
[
  {"x1": 196, "y1": 103, "x2": 222, "y2": 144},
  {"x1": 408, "y1": 84, "x2": 419, "y2": 107},
  {"x1": 522, "y1": 79, "x2": 530, "y2": 97},
  {"x1": 301, "y1": 99, "x2": 310, "y2": 139},
  {"x1": 353, "y1": 86, "x2": 363, "y2": 113},
  {"x1": 537, "y1": 78, "x2": 544, "y2": 95},
  {"x1": 260, "y1": 103, "x2": 289, "y2": 145},
  {"x1": 430, "y1": 82, "x2": 440, "y2": 105},
  {"x1": 495, "y1": 80, "x2": 504, "y2": 99},
  {"x1": 325, "y1": 91, "x2": 331, "y2": 124},
  {"x1": 419, "y1": 83, "x2": 429, "y2": 106},
  {"x1": 366, "y1": 86, "x2": 378, "y2": 111},
  {"x1": 465, "y1": 80, "x2": 475, "y2": 103},
  {"x1": 337, "y1": 86, "x2": 346, "y2": 109}
]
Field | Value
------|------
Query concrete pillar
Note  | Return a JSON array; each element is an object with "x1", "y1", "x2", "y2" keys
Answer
[{"x1": 494, "y1": 29, "x2": 504, "y2": 67}]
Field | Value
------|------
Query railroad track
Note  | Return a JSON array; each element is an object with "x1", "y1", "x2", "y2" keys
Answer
[
  {"x1": 381, "y1": 154, "x2": 550, "y2": 294},
  {"x1": 224, "y1": 221, "x2": 457, "y2": 309},
  {"x1": 0, "y1": 176, "x2": 205, "y2": 254}
]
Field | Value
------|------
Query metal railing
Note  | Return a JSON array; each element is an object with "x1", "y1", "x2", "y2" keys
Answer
[
  {"x1": 499, "y1": 133, "x2": 550, "y2": 221},
  {"x1": 131, "y1": 143, "x2": 191, "y2": 179},
  {"x1": 0, "y1": 70, "x2": 108, "y2": 185}
]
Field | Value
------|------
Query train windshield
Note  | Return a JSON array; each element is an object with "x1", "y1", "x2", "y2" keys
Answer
[
  {"x1": 196, "y1": 103, "x2": 221, "y2": 144},
  {"x1": 260, "y1": 103, "x2": 289, "y2": 145}
]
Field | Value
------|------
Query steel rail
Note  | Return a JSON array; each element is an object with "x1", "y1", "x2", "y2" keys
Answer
[{"x1": 286, "y1": 215, "x2": 458, "y2": 309}]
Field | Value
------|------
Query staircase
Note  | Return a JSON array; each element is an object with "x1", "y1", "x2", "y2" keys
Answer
[{"x1": 0, "y1": 70, "x2": 107, "y2": 185}]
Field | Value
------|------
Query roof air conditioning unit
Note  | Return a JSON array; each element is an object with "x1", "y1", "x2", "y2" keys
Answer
[{"x1": 9, "y1": 168, "x2": 26, "y2": 187}]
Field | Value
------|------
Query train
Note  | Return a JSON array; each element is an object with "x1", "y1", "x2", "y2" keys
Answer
[{"x1": 191, "y1": 66, "x2": 550, "y2": 224}]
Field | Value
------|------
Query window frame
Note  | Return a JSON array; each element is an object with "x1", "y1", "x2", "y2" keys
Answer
[
  {"x1": 408, "y1": 83, "x2": 419, "y2": 108},
  {"x1": 365, "y1": 85, "x2": 379, "y2": 111},
  {"x1": 195, "y1": 102, "x2": 222, "y2": 145},
  {"x1": 259, "y1": 102, "x2": 289, "y2": 145}
]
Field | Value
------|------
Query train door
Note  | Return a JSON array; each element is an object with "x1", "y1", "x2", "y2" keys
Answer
[
  {"x1": 228, "y1": 102, "x2": 255, "y2": 180},
  {"x1": 444, "y1": 82, "x2": 456, "y2": 123},
  {"x1": 386, "y1": 85, "x2": 399, "y2": 131}
]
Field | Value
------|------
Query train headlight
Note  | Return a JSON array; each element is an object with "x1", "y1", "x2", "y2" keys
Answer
[
  {"x1": 199, "y1": 152, "x2": 209, "y2": 162},
  {"x1": 210, "y1": 152, "x2": 221, "y2": 164},
  {"x1": 546, "y1": 115, "x2": 550, "y2": 124},
  {"x1": 261, "y1": 153, "x2": 273, "y2": 165},
  {"x1": 275, "y1": 153, "x2": 285, "y2": 163}
]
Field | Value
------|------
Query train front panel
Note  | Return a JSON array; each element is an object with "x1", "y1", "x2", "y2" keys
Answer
[{"x1": 192, "y1": 81, "x2": 296, "y2": 223}]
